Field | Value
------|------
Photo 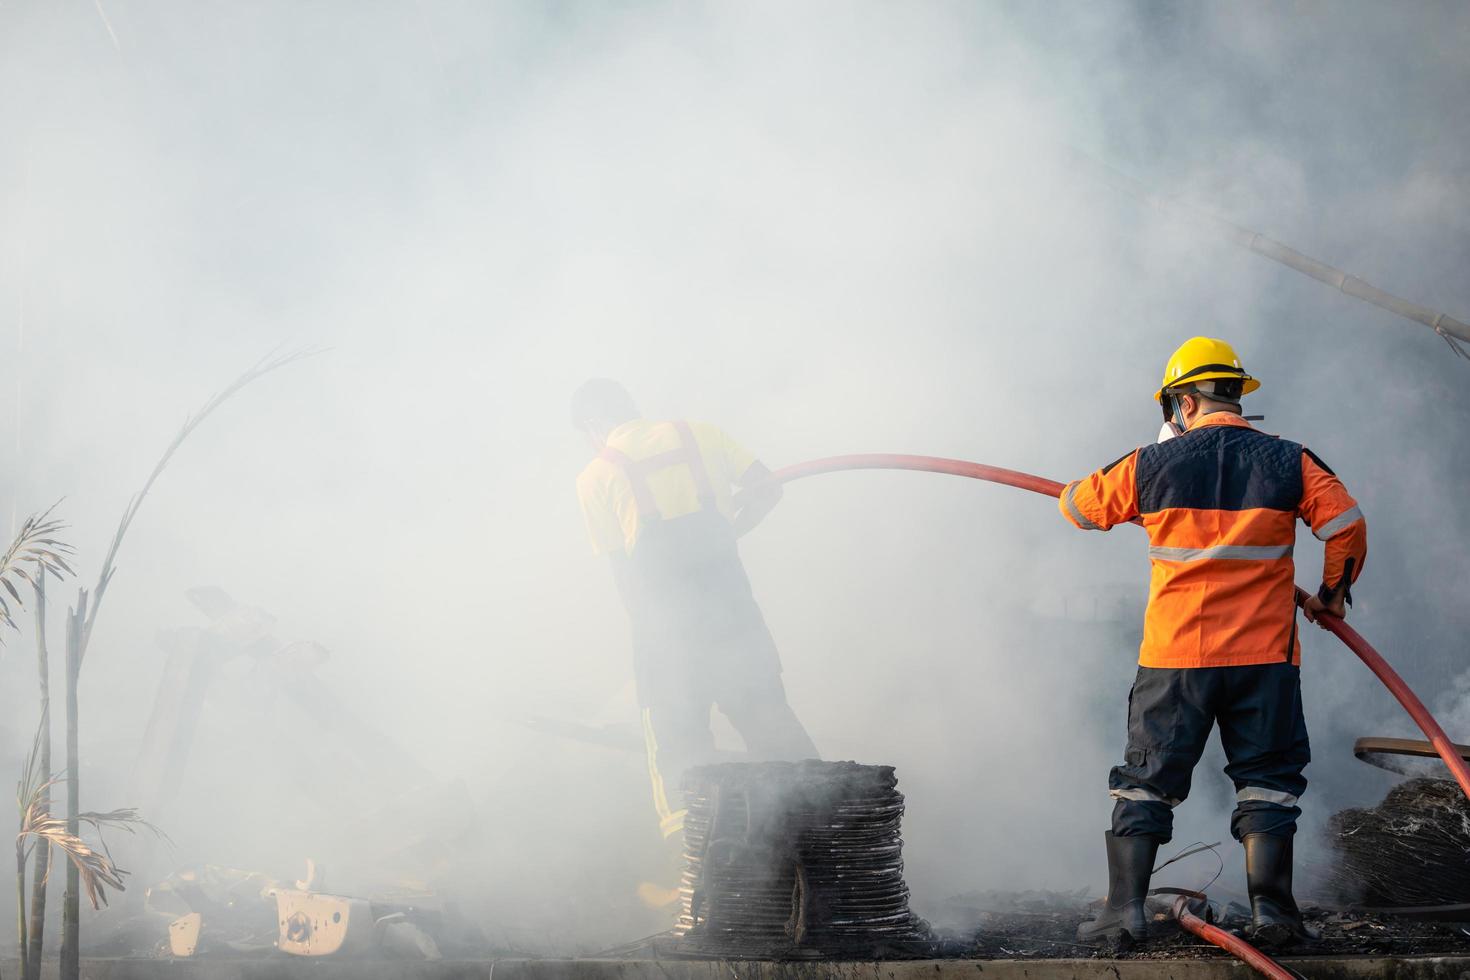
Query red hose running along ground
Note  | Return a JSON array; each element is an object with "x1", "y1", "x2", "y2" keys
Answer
[
  {"x1": 768, "y1": 452, "x2": 1470, "y2": 977},
  {"x1": 1170, "y1": 897, "x2": 1295, "y2": 980}
]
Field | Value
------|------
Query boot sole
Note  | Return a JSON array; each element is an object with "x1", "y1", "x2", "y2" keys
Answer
[
  {"x1": 1076, "y1": 925, "x2": 1146, "y2": 947},
  {"x1": 1250, "y1": 922, "x2": 1293, "y2": 949}
]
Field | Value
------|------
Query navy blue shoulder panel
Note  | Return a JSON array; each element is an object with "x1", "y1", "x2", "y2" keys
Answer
[{"x1": 1136, "y1": 426, "x2": 1303, "y2": 514}]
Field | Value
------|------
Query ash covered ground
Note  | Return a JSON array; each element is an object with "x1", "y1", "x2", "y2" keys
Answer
[
  {"x1": 608, "y1": 892, "x2": 1470, "y2": 962},
  {"x1": 930, "y1": 890, "x2": 1470, "y2": 962}
]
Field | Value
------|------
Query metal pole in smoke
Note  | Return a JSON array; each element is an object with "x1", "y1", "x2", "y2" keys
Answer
[{"x1": 1068, "y1": 148, "x2": 1470, "y2": 358}]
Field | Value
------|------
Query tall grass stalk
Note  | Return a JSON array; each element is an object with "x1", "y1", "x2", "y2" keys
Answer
[
  {"x1": 25, "y1": 569, "x2": 50, "y2": 980},
  {"x1": 0, "y1": 509, "x2": 73, "y2": 980},
  {"x1": 56, "y1": 348, "x2": 316, "y2": 980}
]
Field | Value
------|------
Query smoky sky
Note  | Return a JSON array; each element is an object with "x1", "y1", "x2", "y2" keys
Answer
[{"x1": 2, "y1": 0, "x2": 1468, "y2": 951}]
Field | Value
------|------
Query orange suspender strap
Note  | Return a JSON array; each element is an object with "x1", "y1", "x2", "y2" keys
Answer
[
  {"x1": 670, "y1": 420, "x2": 716, "y2": 505},
  {"x1": 599, "y1": 421, "x2": 716, "y2": 519},
  {"x1": 599, "y1": 445, "x2": 658, "y2": 517}
]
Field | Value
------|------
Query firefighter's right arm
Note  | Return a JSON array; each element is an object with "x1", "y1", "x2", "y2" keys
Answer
[
  {"x1": 576, "y1": 465, "x2": 627, "y2": 557},
  {"x1": 1298, "y1": 448, "x2": 1367, "y2": 622},
  {"x1": 578, "y1": 468, "x2": 640, "y2": 607},
  {"x1": 606, "y1": 551, "x2": 637, "y2": 609},
  {"x1": 1058, "y1": 450, "x2": 1141, "y2": 532}
]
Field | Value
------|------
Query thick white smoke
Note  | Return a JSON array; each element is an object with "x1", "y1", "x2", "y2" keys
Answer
[{"x1": 1, "y1": 0, "x2": 1468, "y2": 953}]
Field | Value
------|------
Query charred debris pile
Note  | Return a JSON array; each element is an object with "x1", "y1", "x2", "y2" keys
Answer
[
  {"x1": 657, "y1": 760, "x2": 1470, "y2": 963},
  {"x1": 1324, "y1": 775, "x2": 1470, "y2": 908},
  {"x1": 670, "y1": 760, "x2": 934, "y2": 959}
]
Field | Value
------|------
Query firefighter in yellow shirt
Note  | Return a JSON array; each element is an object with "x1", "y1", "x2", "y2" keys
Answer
[{"x1": 572, "y1": 379, "x2": 819, "y2": 902}]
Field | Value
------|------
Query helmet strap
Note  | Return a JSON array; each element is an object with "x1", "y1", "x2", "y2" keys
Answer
[
  {"x1": 1171, "y1": 394, "x2": 1189, "y2": 433},
  {"x1": 1165, "y1": 384, "x2": 1244, "y2": 433}
]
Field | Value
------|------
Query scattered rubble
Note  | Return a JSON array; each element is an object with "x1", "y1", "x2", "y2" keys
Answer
[
  {"x1": 146, "y1": 865, "x2": 280, "y2": 956},
  {"x1": 124, "y1": 863, "x2": 458, "y2": 960}
]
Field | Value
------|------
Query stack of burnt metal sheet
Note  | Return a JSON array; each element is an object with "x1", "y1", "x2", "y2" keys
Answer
[{"x1": 672, "y1": 760, "x2": 930, "y2": 959}]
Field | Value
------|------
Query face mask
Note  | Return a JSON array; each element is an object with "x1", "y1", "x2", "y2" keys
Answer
[{"x1": 1158, "y1": 391, "x2": 1191, "y2": 442}]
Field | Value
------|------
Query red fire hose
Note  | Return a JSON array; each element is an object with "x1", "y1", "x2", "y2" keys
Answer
[
  {"x1": 1170, "y1": 896, "x2": 1296, "y2": 980},
  {"x1": 1291, "y1": 590, "x2": 1470, "y2": 801},
  {"x1": 767, "y1": 452, "x2": 1469, "y2": 978},
  {"x1": 770, "y1": 453, "x2": 1068, "y2": 500}
]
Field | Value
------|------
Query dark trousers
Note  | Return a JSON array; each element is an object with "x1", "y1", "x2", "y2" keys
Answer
[
  {"x1": 1109, "y1": 663, "x2": 1310, "y2": 843},
  {"x1": 626, "y1": 511, "x2": 819, "y2": 839},
  {"x1": 642, "y1": 672, "x2": 818, "y2": 839}
]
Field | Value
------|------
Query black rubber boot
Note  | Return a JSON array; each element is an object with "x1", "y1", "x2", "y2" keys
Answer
[
  {"x1": 1243, "y1": 833, "x2": 1315, "y2": 947},
  {"x1": 1076, "y1": 831, "x2": 1159, "y2": 945}
]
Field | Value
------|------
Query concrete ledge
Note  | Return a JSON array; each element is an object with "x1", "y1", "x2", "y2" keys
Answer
[
  {"x1": 38, "y1": 957, "x2": 1470, "y2": 980},
  {"x1": 493, "y1": 959, "x2": 1470, "y2": 979}
]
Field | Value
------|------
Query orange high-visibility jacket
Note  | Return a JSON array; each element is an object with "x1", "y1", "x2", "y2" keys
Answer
[{"x1": 1059, "y1": 413, "x2": 1367, "y2": 669}]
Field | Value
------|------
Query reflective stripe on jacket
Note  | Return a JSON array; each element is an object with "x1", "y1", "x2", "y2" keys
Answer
[{"x1": 1059, "y1": 413, "x2": 1367, "y2": 669}]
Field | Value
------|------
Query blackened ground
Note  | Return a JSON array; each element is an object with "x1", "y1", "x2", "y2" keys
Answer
[
  {"x1": 607, "y1": 891, "x2": 1470, "y2": 961},
  {"x1": 955, "y1": 897, "x2": 1470, "y2": 961}
]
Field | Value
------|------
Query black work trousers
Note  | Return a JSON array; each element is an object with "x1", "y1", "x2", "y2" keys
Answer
[
  {"x1": 642, "y1": 672, "x2": 818, "y2": 839},
  {"x1": 626, "y1": 511, "x2": 819, "y2": 839},
  {"x1": 1109, "y1": 662, "x2": 1310, "y2": 843}
]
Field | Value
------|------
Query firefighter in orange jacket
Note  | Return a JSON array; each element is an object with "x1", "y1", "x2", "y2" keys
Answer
[
  {"x1": 572, "y1": 378, "x2": 820, "y2": 905},
  {"x1": 1063, "y1": 338, "x2": 1366, "y2": 948}
]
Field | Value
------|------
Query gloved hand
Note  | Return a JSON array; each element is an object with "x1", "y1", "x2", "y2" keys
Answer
[{"x1": 1301, "y1": 593, "x2": 1346, "y2": 628}]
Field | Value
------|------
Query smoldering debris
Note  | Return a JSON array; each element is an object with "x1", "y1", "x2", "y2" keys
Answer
[
  {"x1": 1323, "y1": 776, "x2": 1470, "y2": 908},
  {"x1": 670, "y1": 760, "x2": 934, "y2": 959},
  {"x1": 147, "y1": 866, "x2": 280, "y2": 955},
  {"x1": 88, "y1": 863, "x2": 482, "y2": 960},
  {"x1": 924, "y1": 888, "x2": 1095, "y2": 942}
]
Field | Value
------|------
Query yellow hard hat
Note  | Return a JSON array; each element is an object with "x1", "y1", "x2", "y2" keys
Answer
[{"x1": 1154, "y1": 336, "x2": 1260, "y2": 402}]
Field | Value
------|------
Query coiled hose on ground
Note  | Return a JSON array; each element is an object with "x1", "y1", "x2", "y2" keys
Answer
[{"x1": 766, "y1": 452, "x2": 1470, "y2": 977}]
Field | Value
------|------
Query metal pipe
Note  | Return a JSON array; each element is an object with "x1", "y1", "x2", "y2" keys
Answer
[{"x1": 1067, "y1": 148, "x2": 1470, "y2": 355}]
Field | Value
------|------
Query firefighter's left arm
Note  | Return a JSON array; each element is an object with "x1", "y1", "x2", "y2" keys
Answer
[
  {"x1": 1298, "y1": 448, "x2": 1367, "y2": 610},
  {"x1": 733, "y1": 460, "x2": 782, "y2": 537},
  {"x1": 1058, "y1": 450, "x2": 1141, "y2": 531},
  {"x1": 710, "y1": 424, "x2": 781, "y2": 537}
]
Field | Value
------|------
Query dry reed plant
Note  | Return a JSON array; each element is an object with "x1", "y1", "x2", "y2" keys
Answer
[
  {"x1": 56, "y1": 347, "x2": 318, "y2": 980},
  {"x1": 0, "y1": 511, "x2": 75, "y2": 980},
  {"x1": 16, "y1": 737, "x2": 124, "y2": 913},
  {"x1": 0, "y1": 506, "x2": 73, "y2": 637}
]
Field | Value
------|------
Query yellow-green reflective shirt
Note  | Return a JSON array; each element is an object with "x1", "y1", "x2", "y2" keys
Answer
[{"x1": 576, "y1": 419, "x2": 757, "y2": 556}]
